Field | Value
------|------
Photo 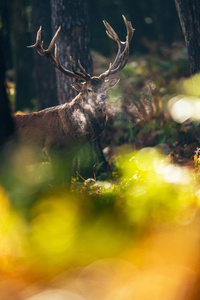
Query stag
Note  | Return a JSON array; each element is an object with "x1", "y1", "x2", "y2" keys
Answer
[{"x1": 14, "y1": 15, "x2": 134, "y2": 188}]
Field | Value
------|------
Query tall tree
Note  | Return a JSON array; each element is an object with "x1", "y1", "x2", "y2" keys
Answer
[
  {"x1": 174, "y1": 0, "x2": 200, "y2": 74},
  {"x1": 50, "y1": 0, "x2": 109, "y2": 179},
  {"x1": 0, "y1": 35, "x2": 15, "y2": 146},
  {"x1": 8, "y1": 0, "x2": 34, "y2": 110},
  {"x1": 30, "y1": 0, "x2": 58, "y2": 109},
  {"x1": 50, "y1": 0, "x2": 93, "y2": 104}
]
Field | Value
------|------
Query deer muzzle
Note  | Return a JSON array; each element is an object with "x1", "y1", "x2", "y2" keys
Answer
[
  {"x1": 97, "y1": 93, "x2": 107, "y2": 105},
  {"x1": 99, "y1": 94, "x2": 107, "y2": 101}
]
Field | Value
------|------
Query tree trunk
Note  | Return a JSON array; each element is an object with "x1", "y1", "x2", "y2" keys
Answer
[
  {"x1": 8, "y1": 0, "x2": 34, "y2": 110},
  {"x1": 50, "y1": 0, "x2": 93, "y2": 103},
  {"x1": 0, "y1": 36, "x2": 15, "y2": 146},
  {"x1": 50, "y1": 0, "x2": 108, "y2": 180},
  {"x1": 30, "y1": 0, "x2": 58, "y2": 109},
  {"x1": 174, "y1": 0, "x2": 200, "y2": 74}
]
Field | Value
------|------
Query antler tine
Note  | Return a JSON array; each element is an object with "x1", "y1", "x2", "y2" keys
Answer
[
  {"x1": 122, "y1": 15, "x2": 134, "y2": 43},
  {"x1": 99, "y1": 15, "x2": 135, "y2": 79},
  {"x1": 28, "y1": 26, "x2": 90, "y2": 81},
  {"x1": 27, "y1": 26, "x2": 43, "y2": 52},
  {"x1": 69, "y1": 57, "x2": 90, "y2": 80},
  {"x1": 78, "y1": 59, "x2": 91, "y2": 78},
  {"x1": 103, "y1": 20, "x2": 121, "y2": 45},
  {"x1": 48, "y1": 26, "x2": 61, "y2": 52}
]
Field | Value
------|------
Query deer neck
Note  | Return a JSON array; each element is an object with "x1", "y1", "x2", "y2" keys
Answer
[{"x1": 61, "y1": 92, "x2": 107, "y2": 141}]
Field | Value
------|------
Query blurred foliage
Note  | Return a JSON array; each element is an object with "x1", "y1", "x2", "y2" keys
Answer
[
  {"x1": 0, "y1": 145, "x2": 200, "y2": 299},
  {"x1": 96, "y1": 41, "x2": 200, "y2": 166}
]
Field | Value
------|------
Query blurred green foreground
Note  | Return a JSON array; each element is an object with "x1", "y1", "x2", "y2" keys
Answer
[{"x1": 0, "y1": 145, "x2": 200, "y2": 300}]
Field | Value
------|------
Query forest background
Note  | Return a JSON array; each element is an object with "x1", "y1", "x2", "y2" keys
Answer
[{"x1": 1, "y1": 1, "x2": 200, "y2": 299}]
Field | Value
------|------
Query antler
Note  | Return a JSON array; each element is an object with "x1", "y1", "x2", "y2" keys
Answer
[
  {"x1": 28, "y1": 26, "x2": 90, "y2": 81},
  {"x1": 28, "y1": 16, "x2": 134, "y2": 82},
  {"x1": 98, "y1": 15, "x2": 135, "y2": 79}
]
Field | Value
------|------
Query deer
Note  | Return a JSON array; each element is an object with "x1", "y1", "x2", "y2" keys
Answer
[{"x1": 13, "y1": 15, "x2": 134, "y2": 188}]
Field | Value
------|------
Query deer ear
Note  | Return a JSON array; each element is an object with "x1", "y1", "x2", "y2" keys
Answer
[
  {"x1": 71, "y1": 82, "x2": 84, "y2": 92},
  {"x1": 107, "y1": 77, "x2": 120, "y2": 88}
]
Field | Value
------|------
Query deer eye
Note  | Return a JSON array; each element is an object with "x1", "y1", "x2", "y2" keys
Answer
[{"x1": 87, "y1": 89, "x2": 92, "y2": 92}]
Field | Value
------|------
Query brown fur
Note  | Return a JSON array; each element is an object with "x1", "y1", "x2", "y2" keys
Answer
[{"x1": 14, "y1": 78, "x2": 119, "y2": 187}]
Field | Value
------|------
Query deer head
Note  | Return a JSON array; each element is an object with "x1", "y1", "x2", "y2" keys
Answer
[{"x1": 28, "y1": 15, "x2": 135, "y2": 105}]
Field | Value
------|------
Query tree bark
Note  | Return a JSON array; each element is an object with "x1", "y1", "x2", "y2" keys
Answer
[
  {"x1": 8, "y1": 0, "x2": 34, "y2": 110},
  {"x1": 50, "y1": 0, "x2": 108, "y2": 180},
  {"x1": 174, "y1": 0, "x2": 200, "y2": 74},
  {"x1": 50, "y1": 0, "x2": 93, "y2": 103},
  {"x1": 30, "y1": 0, "x2": 58, "y2": 109},
  {"x1": 0, "y1": 36, "x2": 15, "y2": 146}
]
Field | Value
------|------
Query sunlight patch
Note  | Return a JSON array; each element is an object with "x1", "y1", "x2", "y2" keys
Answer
[
  {"x1": 83, "y1": 102, "x2": 95, "y2": 115},
  {"x1": 168, "y1": 97, "x2": 192, "y2": 123},
  {"x1": 72, "y1": 109, "x2": 87, "y2": 130},
  {"x1": 168, "y1": 95, "x2": 200, "y2": 123}
]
